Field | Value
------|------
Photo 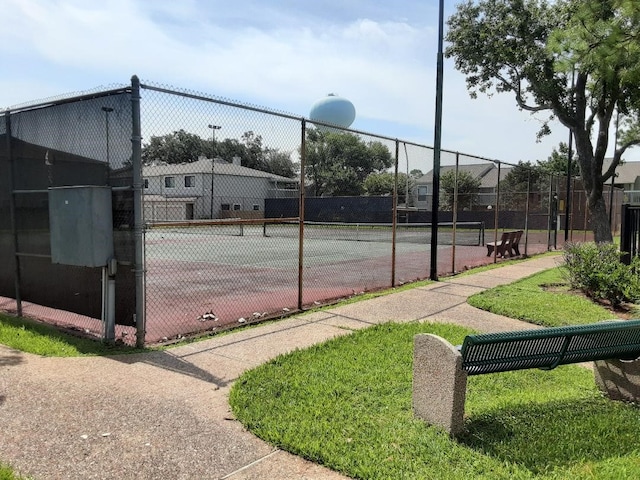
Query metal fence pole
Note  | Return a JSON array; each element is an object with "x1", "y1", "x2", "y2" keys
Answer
[
  {"x1": 392, "y1": 140, "x2": 399, "y2": 286},
  {"x1": 547, "y1": 174, "x2": 553, "y2": 250},
  {"x1": 131, "y1": 75, "x2": 146, "y2": 348},
  {"x1": 524, "y1": 169, "x2": 531, "y2": 256},
  {"x1": 451, "y1": 152, "x2": 459, "y2": 273},
  {"x1": 492, "y1": 162, "x2": 501, "y2": 262},
  {"x1": 298, "y1": 118, "x2": 306, "y2": 310},
  {"x1": 5, "y1": 111, "x2": 22, "y2": 317}
]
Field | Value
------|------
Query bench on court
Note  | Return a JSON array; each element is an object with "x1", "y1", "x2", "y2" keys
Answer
[
  {"x1": 413, "y1": 319, "x2": 640, "y2": 435},
  {"x1": 486, "y1": 230, "x2": 523, "y2": 257}
]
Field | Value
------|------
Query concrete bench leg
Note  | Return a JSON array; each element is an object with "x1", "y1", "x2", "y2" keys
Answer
[
  {"x1": 413, "y1": 334, "x2": 467, "y2": 436},
  {"x1": 594, "y1": 357, "x2": 640, "y2": 403}
]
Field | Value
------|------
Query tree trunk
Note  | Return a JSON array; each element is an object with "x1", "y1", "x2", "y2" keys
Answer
[
  {"x1": 588, "y1": 195, "x2": 613, "y2": 243},
  {"x1": 573, "y1": 129, "x2": 613, "y2": 244}
]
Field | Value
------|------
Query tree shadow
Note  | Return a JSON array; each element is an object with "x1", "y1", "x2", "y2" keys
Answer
[
  {"x1": 0, "y1": 350, "x2": 24, "y2": 367},
  {"x1": 458, "y1": 398, "x2": 640, "y2": 474}
]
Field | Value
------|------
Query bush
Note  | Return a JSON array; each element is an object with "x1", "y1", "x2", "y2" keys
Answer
[{"x1": 562, "y1": 242, "x2": 640, "y2": 307}]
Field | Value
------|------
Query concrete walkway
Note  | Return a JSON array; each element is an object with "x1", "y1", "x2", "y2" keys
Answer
[{"x1": 0, "y1": 255, "x2": 562, "y2": 480}]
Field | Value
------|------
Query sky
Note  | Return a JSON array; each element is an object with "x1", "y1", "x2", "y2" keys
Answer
[{"x1": 1, "y1": 0, "x2": 638, "y2": 170}]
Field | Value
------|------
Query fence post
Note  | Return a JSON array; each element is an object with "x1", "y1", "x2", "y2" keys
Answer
[
  {"x1": 451, "y1": 152, "x2": 459, "y2": 273},
  {"x1": 131, "y1": 75, "x2": 146, "y2": 348},
  {"x1": 491, "y1": 162, "x2": 501, "y2": 262},
  {"x1": 5, "y1": 111, "x2": 22, "y2": 317},
  {"x1": 298, "y1": 119, "x2": 306, "y2": 310},
  {"x1": 391, "y1": 140, "x2": 400, "y2": 286},
  {"x1": 524, "y1": 169, "x2": 531, "y2": 257}
]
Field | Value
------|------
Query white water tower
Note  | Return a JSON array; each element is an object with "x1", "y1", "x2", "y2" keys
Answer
[{"x1": 309, "y1": 94, "x2": 356, "y2": 129}]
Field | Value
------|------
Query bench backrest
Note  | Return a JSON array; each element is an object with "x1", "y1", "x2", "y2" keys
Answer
[
  {"x1": 512, "y1": 230, "x2": 523, "y2": 244},
  {"x1": 460, "y1": 320, "x2": 640, "y2": 375}
]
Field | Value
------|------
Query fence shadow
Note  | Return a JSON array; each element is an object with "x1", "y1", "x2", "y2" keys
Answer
[{"x1": 111, "y1": 350, "x2": 230, "y2": 388}]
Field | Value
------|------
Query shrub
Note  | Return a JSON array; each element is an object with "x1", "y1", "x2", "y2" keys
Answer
[{"x1": 562, "y1": 242, "x2": 640, "y2": 307}]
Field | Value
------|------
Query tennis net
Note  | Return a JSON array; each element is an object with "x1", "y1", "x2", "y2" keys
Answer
[{"x1": 263, "y1": 221, "x2": 485, "y2": 246}]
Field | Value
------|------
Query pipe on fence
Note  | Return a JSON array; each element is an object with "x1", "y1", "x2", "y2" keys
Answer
[{"x1": 131, "y1": 75, "x2": 146, "y2": 348}]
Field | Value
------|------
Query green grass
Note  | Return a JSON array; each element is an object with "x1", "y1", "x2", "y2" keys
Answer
[
  {"x1": 0, "y1": 313, "x2": 143, "y2": 357},
  {"x1": 230, "y1": 322, "x2": 640, "y2": 480},
  {"x1": 0, "y1": 462, "x2": 26, "y2": 480},
  {"x1": 467, "y1": 267, "x2": 621, "y2": 326}
]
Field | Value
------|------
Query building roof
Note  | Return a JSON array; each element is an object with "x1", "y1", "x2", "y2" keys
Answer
[
  {"x1": 416, "y1": 163, "x2": 512, "y2": 189},
  {"x1": 603, "y1": 158, "x2": 640, "y2": 186},
  {"x1": 479, "y1": 165, "x2": 513, "y2": 189},
  {"x1": 143, "y1": 158, "x2": 298, "y2": 184}
]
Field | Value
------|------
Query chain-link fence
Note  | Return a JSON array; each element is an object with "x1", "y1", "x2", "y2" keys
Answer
[
  {"x1": 1, "y1": 87, "x2": 141, "y2": 344},
  {"x1": 2, "y1": 79, "x2": 621, "y2": 345}
]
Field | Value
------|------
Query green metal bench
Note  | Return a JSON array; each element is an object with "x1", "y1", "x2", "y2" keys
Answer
[
  {"x1": 460, "y1": 320, "x2": 640, "y2": 375},
  {"x1": 413, "y1": 320, "x2": 640, "y2": 436}
]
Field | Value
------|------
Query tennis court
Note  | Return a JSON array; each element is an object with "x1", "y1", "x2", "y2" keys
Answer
[{"x1": 142, "y1": 219, "x2": 546, "y2": 343}]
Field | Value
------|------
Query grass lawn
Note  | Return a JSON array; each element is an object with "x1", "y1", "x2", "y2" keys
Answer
[
  {"x1": 0, "y1": 312, "x2": 143, "y2": 357},
  {"x1": 0, "y1": 462, "x2": 26, "y2": 480},
  {"x1": 466, "y1": 267, "x2": 624, "y2": 326},
  {"x1": 230, "y1": 322, "x2": 640, "y2": 480}
]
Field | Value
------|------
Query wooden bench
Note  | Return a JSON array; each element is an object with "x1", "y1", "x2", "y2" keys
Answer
[
  {"x1": 486, "y1": 230, "x2": 523, "y2": 257},
  {"x1": 413, "y1": 320, "x2": 640, "y2": 435}
]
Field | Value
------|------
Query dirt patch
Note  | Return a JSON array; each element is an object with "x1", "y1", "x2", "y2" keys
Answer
[{"x1": 541, "y1": 282, "x2": 639, "y2": 319}]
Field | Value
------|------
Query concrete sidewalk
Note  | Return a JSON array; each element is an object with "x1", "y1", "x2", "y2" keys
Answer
[{"x1": 0, "y1": 255, "x2": 562, "y2": 480}]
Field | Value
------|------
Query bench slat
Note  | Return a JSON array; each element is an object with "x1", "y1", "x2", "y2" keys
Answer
[{"x1": 460, "y1": 320, "x2": 640, "y2": 375}]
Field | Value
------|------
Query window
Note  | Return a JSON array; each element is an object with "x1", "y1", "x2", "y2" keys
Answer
[
  {"x1": 143, "y1": 178, "x2": 149, "y2": 189},
  {"x1": 252, "y1": 204, "x2": 260, "y2": 211},
  {"x1": 184, "y1": 175, "x2": 195, "y2": 188},
  {"x1": 221, "y1": 204, "x2": 231, "y2": 211},
  {"x1": 233, "y1": 204, "x2": 241, "y2": 211},
  {"x1": 417, "y1": 186, "x2": 428, "y2": 202},
  {"x1": 164, "y1": 176, "x2": 175, "y2": 188}
]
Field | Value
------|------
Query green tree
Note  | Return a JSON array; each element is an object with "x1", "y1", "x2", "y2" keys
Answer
[
  {"x1": 537, "y1": 142, "x2": 579, "y2": 176},
  {"x1": 499, "y1": 161, "x2": 548, "y2": 210},
  {"x1": 364, "y1": 172, "x2": 415, "y2": 204},
  {"x1": 410, "y1": 169, "x2": 424, "y2": 178},
  {"x1": 446, "y1": 0, "x2": 640, "y2": 242},
  {"x1": 304, "y1": 129, "x2": 394, "y2": 196},
  {"x1": 215, "y1": 138, "x2": 248, "y2": 164},
  {"x1": 142, "y1": 129, "x2": 209, "y2": 165},
  {"x1": 143, "y1": 130, "x2": 298, "y2": 177},
  {"x1": 264, "y1": 150, "x2": 299, "y2": 178},
  {"x1": 440, "y1": 170, "x2": 481, "y2": 211}
]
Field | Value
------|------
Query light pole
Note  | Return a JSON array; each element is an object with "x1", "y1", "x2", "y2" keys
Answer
[
  {"x1": 430, "y1": 0, "x2": 445, "y2": 281},
  {"x1": 101, "y1": 107, "x2": 114, "y2": 164},
  {"x1": 208, "y1": 124, "x2": 221, "y2": 218}
]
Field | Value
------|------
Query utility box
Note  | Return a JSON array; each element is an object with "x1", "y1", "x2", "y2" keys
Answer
[{"x1": 49, "y1": 186, "x2": 114, "y2": 267}]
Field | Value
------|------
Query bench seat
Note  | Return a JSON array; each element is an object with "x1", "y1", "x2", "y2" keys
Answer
[
  {"x1": 461, "y1": 320, "x2": 640, "y2": 375},
  {"x1": 413, "y1": 319, "x2": 640, "y2": 435}
]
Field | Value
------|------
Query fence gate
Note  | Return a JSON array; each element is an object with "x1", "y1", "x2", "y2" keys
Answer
[{"x1": 621, "y1": 204, "x2": 640, "y2": 264}]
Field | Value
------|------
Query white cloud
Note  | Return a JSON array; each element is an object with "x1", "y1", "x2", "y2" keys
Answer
[{"x1": 1, "y1": 0, "x2": 637, "y2": 164}]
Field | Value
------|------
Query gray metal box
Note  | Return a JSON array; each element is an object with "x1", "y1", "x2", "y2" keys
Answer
[{"x1": 49, "y1": 186, "x2": 114, "y2": 267}]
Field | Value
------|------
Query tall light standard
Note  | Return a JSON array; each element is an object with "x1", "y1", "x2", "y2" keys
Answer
[
  {"x1": 430, "y1": 0, "x2": 445, "y2": 281},
  {"x1": 208, "y1": 124, "x2": 221, "y2": 218},
  {"x1": 101, "y1": 107, "x2": 114, "y2": 164}
]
